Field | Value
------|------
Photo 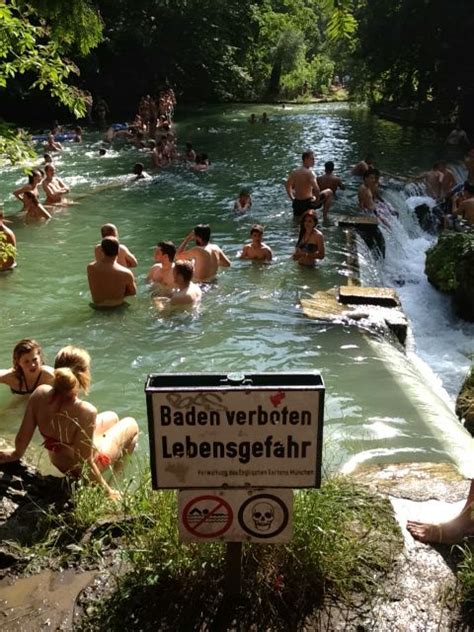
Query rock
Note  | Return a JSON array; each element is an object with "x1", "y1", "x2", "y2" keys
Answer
[
  {"x1": 0, "y1": 461, "x2": 70, "y2": 557},
  {"x1": 456, "y1": 366, "x2": 474, "y2": 436},
  {"x1": 454, "y1": 242, "x2": 474, "y2": 321}
]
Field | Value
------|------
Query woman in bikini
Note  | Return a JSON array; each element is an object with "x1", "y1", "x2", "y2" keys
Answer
[
  {"x1": 13, "y1": 169, "x2": 44, "y2": 210},
  {"x1": 0, "y1": 339, "x2": 54, "y2": 395},
  {"x1": 292, "y1": 210, "x2": 325, "y2": 266},
  {"x1": 0, "y1": 346, "x2": 138, "y2": 500}
]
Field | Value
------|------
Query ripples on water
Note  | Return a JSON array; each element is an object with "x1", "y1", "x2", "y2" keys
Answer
[{"x1": 1, "y1": 103, "x2": 473, "y2": 473}]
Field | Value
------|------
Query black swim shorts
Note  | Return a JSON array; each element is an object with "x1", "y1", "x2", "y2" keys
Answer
[{"x1": 292, "y1": 194, "x2": 326, "y2": 217}]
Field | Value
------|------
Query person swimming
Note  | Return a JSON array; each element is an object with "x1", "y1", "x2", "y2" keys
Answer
[
  {"x1": 234, "y1": 189, "x2": 252, "y2": 212},
  {"x1": 0, "y1": 345, "x2": 138, "y2": 500},
  {"x1": 0, "y1": 339, "x2": 54, "y2": 395},
  {"x1": 240, "y1": 224, "x2": 272, "y2": 262}
]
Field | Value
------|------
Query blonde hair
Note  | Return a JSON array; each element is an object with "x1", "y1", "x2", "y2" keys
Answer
[
  {"x1": 54, "y1": 346, "x2": 91, "y2": 394},
  {"x1": 53, "y1": 367, "x2": 79, "y2": 396}
]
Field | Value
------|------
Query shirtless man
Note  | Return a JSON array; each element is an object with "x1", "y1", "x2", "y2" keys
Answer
[
  {"x1": 87, "y1": 237, "x2": 137, "y2": 308},
  {"x1": 177, "y1": 224, "x2": 231, "y2": 283},
  {"x1": 43, "y1": 164, "x2": 69, "y2": 205},
  {"x1": 0, "y1": 209, "x2": 16, "y2": 271},
  {"x1": 357, "y1": 167, "x2": 392, "y2": 227},
  {"x1": 352, "y1": 155, "x2": 374, "y2": 176},
  {"x1": 285, "y1": 150, "x2": 333, "y2": 219},
  {"x1": 317, "y1": 161, "x2": 345, "y2": 194},
  {"x1": 94, "y1": 224, "x2": 137, "y2": 268},
  {"x1": 240, "y1": 225, "x2": 272, "y2": 262},
  {"x1": 148, "y1": 241, "x2": 176, "y2": 293},
  {"x1": 454, "y1": 182, "x2": 474, "y2": 225},
  {"x1": 169, "y1": 261, "x2": 202, "y2": 308},
  {"x1": 422, "y1": 161, "x2": 456, "y2": 200}
]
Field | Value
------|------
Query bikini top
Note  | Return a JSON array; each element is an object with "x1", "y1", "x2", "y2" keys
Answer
[
  {"x1": 10, "y1": 371, "x2": 42, "y2": 395},
  {"x1": 297, "y1": 240, "x2": 318, "y2": 254},
  {"x1": 40, "y1": 429, "x2": 73, "y2": 453}
]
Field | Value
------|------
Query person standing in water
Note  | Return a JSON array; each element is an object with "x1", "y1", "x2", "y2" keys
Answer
[
  {"x1": 22, "y1": 191, "x2": 51, "y2": 221},
  {"x1": 240, "y1": 225, "x2": 272, "y2": 262},
  {"x1": 13, "y1": 169, "x2": 43, "y2": 209},
  {"x1": 293, "y1": 210, "x2": 325, "y2": 266},
  {"x1": 169, "y1": 261, "x2": 202, "y2": 308},
  {"x1": 0, "y1": 345, "x2": 138, "y2": 501},
  {"x1": 148, "y1": 241, "x2": 176, "y2": 294},
  {"x1": 317, "y1": 161, "x2": 346, "y2": 195},
  {"x1": 94, "y1": 224, "x2": 137, "y2": 268},
  {"x1": 43, "y1": 164, "x2": 70, "y2": 205},
  {"x1": 285, "y1": 151, "x2": 333, "y2": 219},
  {"x1": 87, "y1": 237, "x2": 137, "y2": 308},
  {"x1": 0, "y1": 339, "x2": 54, "y2": 395},
  {"x1": 177, "y1": 224, "x2": 231, "y2": 283}
]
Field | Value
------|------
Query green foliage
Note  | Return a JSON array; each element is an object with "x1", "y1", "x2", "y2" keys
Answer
[
  {"x1": 280, "y1": 52, "x2": 335, "y2": 98},
  {"x1": 0, "y1": 1, "x2": 102, "y2": 163},
  {"x1": 425, "y1": 233, "x2": 474, "y2": 293},
  {"x1": 0, "y1": 231, "x2": 17, "y2": 266}
]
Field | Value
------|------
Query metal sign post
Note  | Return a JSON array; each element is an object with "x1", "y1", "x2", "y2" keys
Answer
[{"x1": 145, "y1": 371, "x2": 324, "y2": 597}]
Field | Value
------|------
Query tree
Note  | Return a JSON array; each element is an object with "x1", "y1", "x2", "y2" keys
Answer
[{"x1": 0, "y1": 0, "x2": 102, "y2": 162}]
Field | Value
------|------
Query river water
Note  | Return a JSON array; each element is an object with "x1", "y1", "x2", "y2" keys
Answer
[{"x1": 1, "y1": 103, "x2": 473, "y2": 476}]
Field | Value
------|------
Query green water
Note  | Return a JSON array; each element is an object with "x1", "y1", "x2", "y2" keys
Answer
[{"x1": 1, "y1": 103, "x2": 472, "y2": 476}]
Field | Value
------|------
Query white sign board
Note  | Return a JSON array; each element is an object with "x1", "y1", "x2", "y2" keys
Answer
[
  {"x1": 178, "y1": 488, "x2": 293, "y2": 543},
  {"x1": 146, "y1": 374, "x2": 323, "y2": 489}
]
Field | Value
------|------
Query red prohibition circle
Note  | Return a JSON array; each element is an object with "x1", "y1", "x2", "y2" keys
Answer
[{"x1": 182, "y1": 495, "x2": 233, "y2": 538}]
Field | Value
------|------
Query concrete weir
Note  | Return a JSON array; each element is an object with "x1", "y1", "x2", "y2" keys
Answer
[
  {"x1": 301, "y1": 287, "x2": 408, "y2": 345},
  {"x1": 338, "y1": 214, "x2": 385, "y2": 255}
]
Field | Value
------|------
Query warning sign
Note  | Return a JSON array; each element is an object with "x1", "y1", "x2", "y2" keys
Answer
[
  {"x1": 181, "y1": 495, "x2": 233, "y2": 539},
  {"x1": 178, "y1": 489, "x2": 292, "y2": 543},
  {"x1": 238, "y1": 493, "x2": 289, "y2": 539}
]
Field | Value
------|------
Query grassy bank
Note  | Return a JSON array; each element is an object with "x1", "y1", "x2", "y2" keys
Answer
[{"x1": 16, "y1": 470, "x2": 402, "y2": 629}]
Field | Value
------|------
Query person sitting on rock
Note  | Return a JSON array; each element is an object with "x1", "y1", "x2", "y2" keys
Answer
[{"x1": 0, "y1": 345, "x2": 138, "y2": 500}]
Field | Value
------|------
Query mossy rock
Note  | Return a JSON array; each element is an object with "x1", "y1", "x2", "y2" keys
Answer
[
  {"x1": 425, "y1": 232, "x2": 474, "y2": 293},
  {"x1": 454, "y1": 244, "x2": 474, "y2": 321},
  {"x1": 456, "y1": 366, "x2": 474, "y2": 436}
]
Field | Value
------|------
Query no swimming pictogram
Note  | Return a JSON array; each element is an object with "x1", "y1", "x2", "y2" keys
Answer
[{"x1": 182, "y1": 495, "x2": 233, "y2": 538}]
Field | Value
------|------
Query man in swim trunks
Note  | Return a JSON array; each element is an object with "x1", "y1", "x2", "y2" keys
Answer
[
  {"x1": 240, "y1": 225, "x2": 272, "y2": 262},
  {"x1": 317, "y1": 161, "x2": 346, "y2": 194},
  {"x1": 43, "y1": 164, "x2": 70, "y2": 205},
  {"x1": 285, "y1": 150, "x2": 333, "y2": 219},
  {"x1": 95, "y1": 224, "x2": 137, "y2": 268},
  {"x1": 0, "y1": 208, "x2": 16, "y2": 271},
  {"x1": 148, "y1": 240, "x2": 176, "y2": 294},
  {"x1": 177, "y1": 224, "x2": 231, "y2": 283},
  {"x1": 87, "y1": 237, "x2": 137, "y2": 307}
]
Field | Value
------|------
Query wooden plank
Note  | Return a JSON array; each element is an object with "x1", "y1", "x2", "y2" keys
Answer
[{"x1": 339, "y1": 286, "x2": 400, "y2": 307}]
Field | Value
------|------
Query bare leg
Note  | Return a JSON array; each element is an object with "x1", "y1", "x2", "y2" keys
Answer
[
  {"x1": 94, "y1": 411, "x2": 119, "y2": 436},
  {"x1": 94, "y1": 416, "x2": 139, "y2": 469},
  {"x1": 407, "y1": 481, "x2": 474, "y2": 544}
]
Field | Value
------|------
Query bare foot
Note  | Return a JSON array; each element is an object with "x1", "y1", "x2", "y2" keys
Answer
[{"x1": 407, "y1": 507, "x2": 474, "y2": 544}]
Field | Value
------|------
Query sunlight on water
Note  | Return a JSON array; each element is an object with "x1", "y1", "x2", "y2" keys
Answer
[{"x1": 1, "y1": 103, "x2": 473, "y2": 474}]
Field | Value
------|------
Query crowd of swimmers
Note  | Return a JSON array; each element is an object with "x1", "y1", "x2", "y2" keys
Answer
[{"x1": 2, "y1": 102, "x2": 474, "y2": 542}]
